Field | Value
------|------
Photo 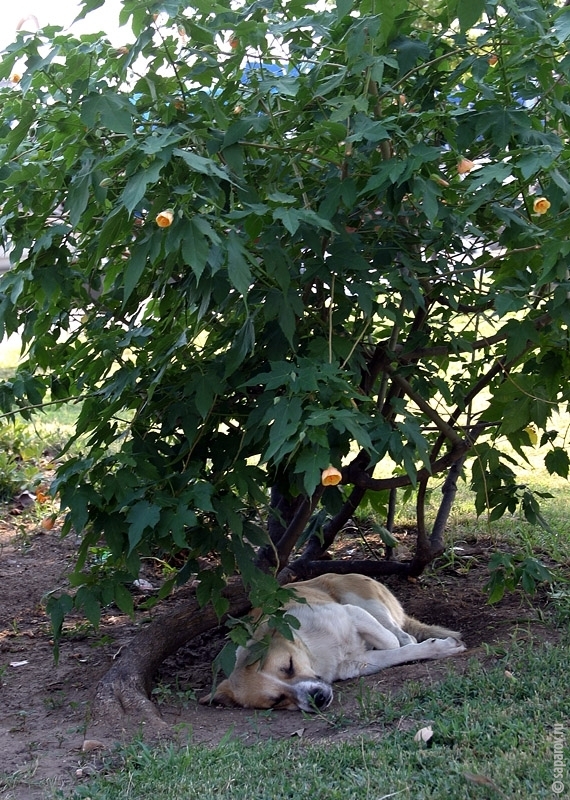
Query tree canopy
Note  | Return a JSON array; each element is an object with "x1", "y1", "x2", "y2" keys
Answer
[{"x1": 0, "y1": 0, "x2": 569, "y2": 641}]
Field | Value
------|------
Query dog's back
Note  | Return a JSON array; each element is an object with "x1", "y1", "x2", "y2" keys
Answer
[{"x1": 295, "y1": 573, "x2": 460, "y2": 642}]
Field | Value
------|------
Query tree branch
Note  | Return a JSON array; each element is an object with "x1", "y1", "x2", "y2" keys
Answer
[{"x1": 342, "y1": 442, "x2": 468, "y2": 491}]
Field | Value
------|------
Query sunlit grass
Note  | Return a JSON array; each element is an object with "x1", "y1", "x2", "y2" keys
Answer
[
  {"x1": 0, "y1": 332, "x2": 22, "y2": 380},
  {"x1": 0, "y1": 334, "x2": 79, "y2": 450}
]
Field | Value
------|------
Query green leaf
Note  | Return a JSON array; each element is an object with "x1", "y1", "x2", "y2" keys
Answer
[
  {"x1": 66, "y1": 166, "x2": 93, "y2": 227},
  {"x1": 264, "y1": 396, "x2": 303, "y2": 463},
  {"x1": 273, "y1": 207, "x2": 301, "y2": 235},
  {"x1": 194, "y1": 375, "x2": 218, "y2": 418},
  {"x1": 81, "y1": 93, "x2": 133, "y2": 135},
  {"x1": 214, "y1": 641, "x2": 239, "y2": 677},
  {"x1": 196, "y1": 569, "x2": 228, "y2": 617},
  {"x1": 123, "y1": 239, "x2": 151, "y2": 305},
  {"x1": 294, "y1": 447, "x2": 330, "y2": 496},
  {"x1": 1, "y1": 105, "x2": 36, "y2": 164},
  {"x1": 553, "y1": 8, "x2": 570, "y2": 43},
  {"x1": 370, "y1": 522, "x2": 398, "y2": 548},
  {"x1": 173, "y1": 148, "x2": 229, "y2": 180},
  {"x1": 45, "y1": 593, "x2": 74, "y2": 662},
  {"x1": 75, "y1": 586, "x2": 102, "y2": 628},
  {"x1": 182, "y1": 220, "x2": 210, "y2": 281},
  {"x1": 114, "y1": 583, "x2": 135, "y2": 616},
  {"x1": 545, "y1": 448, "x2": 570, "y2": 479},
  {"x1": 336, "y1": 0, "x2": 353, "y2": 19},
  {"x1": 226, "y1": 231, "x2": 252, "y2": 295},
  {"x1": 121, "y1": 161, "x2": 164, "y2": 214},
  {"x1": 127, "y1": 501, "x2": 161, "y2": 553},
  {"x1": 485, "y1": 571, "x2": 507, "y2": 604},
  {"x1": 74, "y1": 0, "x2": 105, "y2": 22},
  {"x1": 298, "y1": 209, "x2": 337, "y2": 233},
  {"x1": 457, "y1": 0, "x2": 485, "y2": 31}
]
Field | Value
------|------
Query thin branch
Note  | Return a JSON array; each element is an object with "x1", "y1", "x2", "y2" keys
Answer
[
  {"x1": 342, "y1": 442, "x2": 468, "y2": 491},
  {"x1": 300, "y1": 485, "x2": 368, "y2": 561},
  {"x1": 386, "y1": 367, "x2": 464, "y2": 446}
]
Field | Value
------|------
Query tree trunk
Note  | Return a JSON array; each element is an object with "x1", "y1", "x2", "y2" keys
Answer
[{"x1": 88, "y1": 579, "x2": 250, "y2": 736}]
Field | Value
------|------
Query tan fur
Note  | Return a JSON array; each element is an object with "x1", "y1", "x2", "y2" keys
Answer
[{"x1": 201, "y1": 573, "x2": 465, "y2": 712}]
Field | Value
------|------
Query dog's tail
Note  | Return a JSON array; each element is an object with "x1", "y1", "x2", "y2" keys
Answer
[{"x1": 403, "y1": 615, "x2": 462, "y2": 642}]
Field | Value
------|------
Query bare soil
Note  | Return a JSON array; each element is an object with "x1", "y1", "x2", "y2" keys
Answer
[{"x1": 0, "y1": 513, "x2": 563, "y2": 799}]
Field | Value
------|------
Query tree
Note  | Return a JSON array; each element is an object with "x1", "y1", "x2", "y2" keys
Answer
[{"x1": 1, "y1": 0, "x2": 569, "y2": 729}]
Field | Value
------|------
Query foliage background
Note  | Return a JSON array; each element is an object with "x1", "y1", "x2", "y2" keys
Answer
[{"x1": 0, "y1": 0, "x2": 569, "y2": 628}]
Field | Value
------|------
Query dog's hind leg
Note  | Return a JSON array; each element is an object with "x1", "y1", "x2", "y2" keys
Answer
[
  {"x1": 358, "y1": 636, "x2": 466, "y2": 675},
  {"x1": 344, "y1": 597, "x2": 416, "y2": 646},
  {"x1": 346, "y1": 605, "x2": 402, "y2": 650}
]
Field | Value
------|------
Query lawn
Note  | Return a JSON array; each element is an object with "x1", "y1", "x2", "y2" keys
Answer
[{"x1": 59, "y1": 638, "x2": 569, "y2": 799}]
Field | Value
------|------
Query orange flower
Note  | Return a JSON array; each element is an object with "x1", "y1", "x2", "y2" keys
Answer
[
  {"x1": 488, "y1": 54, "x2": 498, "y2": 66},
  {"x1": 156, "y1": 209, "x2": 174, "y2": 228},
  {"x1": 457, "y1": 158, "x2": 475, "y2": 175},
  {"x1": 533, "y1": 197, "x2": 551, "y2": 215},
  {"x1": 321, "y1": 466, "x2": 342, "y2": 486}
]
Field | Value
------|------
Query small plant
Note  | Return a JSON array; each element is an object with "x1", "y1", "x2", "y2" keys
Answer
[
  {"x1": 43, "y1": 691, "x2": 67, "y2": 710},
  {"x1": 151, "y1": 680, "x2": 196, "y2": 708},
  {"x1": 484, "y1": 552, "x2": 555, "y2": 604},
  {"x1": 354, "y1": 680, "x2": 387, "y2": 723},
  {"x1": 0, "y1": 451, "x2": 27, "y2": 501},
  {"x1": 548, "y1": 584, "x2": 570, "y2": 626}
]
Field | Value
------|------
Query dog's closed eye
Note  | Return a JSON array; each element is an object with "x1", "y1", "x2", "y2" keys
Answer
[
  {"x1": 270, "y1": 693, "x2": 288, "y2": 707},
  {"x1": 280, "y1": 656, "x2": 295, "y2": 678}
]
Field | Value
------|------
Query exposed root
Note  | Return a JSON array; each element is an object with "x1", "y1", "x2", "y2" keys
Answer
[{"x1": 88, "y1": 579, "x2": 250, "y2": 735}]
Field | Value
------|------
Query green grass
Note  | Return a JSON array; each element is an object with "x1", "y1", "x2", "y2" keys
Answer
[
  {"x1": 0, "y1": 333, "x2": 23, "y2": 381},
  {"x1": 57, "y1": 637, "x2": 569, "y2": 799},
  {"x1": 0, "y1": 335, "x2": 79, "y2": 452}
]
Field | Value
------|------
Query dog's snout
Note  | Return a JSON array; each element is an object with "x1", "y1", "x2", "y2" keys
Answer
[{"x1": 309, "y1": 685, "x2": 333, "y2": 710}]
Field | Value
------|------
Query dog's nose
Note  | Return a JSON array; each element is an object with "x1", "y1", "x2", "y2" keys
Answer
[{"x1": 309, "y1": 686, "x2": 332, "y2": 710}]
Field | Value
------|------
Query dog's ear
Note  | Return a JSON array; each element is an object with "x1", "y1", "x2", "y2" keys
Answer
[{"x1": 199, "y1": 680, "x2": 239, "y2": 707}]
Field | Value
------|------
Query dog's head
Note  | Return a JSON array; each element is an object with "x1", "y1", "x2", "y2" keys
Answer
[{"x1": 200, "y1": 636, "x2": 333, "y2": 712}]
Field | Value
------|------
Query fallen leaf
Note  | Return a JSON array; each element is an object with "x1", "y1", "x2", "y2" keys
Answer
[
  {"x1": 290, "y1": 728, "x2": 305, "y2": 738},
  {"x1": 82, "y1": 739, "x2": 106, "y2": 752},
  {"x1": 414, "y1": 725, "x2": 433, "y2": 743}
]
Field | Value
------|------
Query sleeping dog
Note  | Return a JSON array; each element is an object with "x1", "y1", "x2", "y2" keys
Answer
[{"x1": 201, "y1": 572, "x2": 465, "y2": 711}]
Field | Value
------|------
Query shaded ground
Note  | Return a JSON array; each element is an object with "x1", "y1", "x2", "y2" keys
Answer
[{"x1": 0, "y1": 514, "x2": 563, "y2": 799}]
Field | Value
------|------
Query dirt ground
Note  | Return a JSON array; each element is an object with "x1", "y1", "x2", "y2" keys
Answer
[{"x1": 0, "y1": 513, "x2": 563, "y2": 799}]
